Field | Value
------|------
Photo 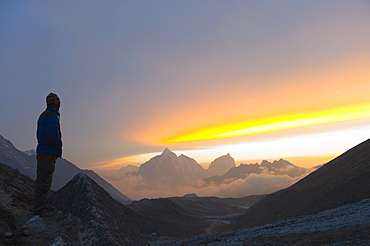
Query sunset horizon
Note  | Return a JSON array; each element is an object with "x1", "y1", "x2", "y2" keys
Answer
[
  {"x1": 1, "y1": 0, "x2": 370, "y2": 181},
  {"x1": 2, "y1": 1, "x2": 370, "y2": 244}
]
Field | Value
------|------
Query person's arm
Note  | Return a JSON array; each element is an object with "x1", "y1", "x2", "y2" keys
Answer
[{"x1": 44, "y1": 115, "x2": 62, "y2": 149}]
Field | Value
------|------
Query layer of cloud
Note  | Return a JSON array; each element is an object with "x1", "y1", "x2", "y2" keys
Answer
[{"x1": 110, "y1": 171, "x2": 310, "y2": 201}]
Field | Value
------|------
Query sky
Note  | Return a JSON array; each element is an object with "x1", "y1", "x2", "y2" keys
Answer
[{"x1": 1, "y1": 1, "x2": 370, "y2": 170}]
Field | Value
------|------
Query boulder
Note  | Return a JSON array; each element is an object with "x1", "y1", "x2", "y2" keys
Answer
[{"x1": 21, "y1": 215, "x2": 45, "y2": 236}]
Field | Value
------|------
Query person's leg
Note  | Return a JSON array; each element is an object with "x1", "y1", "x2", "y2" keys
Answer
[{"x1": 33, "y1": 155, "x2": 56, "y2": 215}]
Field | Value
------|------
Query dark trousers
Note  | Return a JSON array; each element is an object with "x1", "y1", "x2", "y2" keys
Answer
[{"x1": 33, "y1": 155, "x2": 56, "y2": 215}]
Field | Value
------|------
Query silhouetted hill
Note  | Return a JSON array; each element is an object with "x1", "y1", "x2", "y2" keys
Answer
[
  {"x1": 237, "y1": 138, "x2": 370, "y2": 228},
  {"x1": 50, "y1": 173, "x2": 147, "y2": 245}
]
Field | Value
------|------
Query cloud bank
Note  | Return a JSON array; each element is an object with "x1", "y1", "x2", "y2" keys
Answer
[{"x1": 111, "y1": 171, "x2": 311, "y2": 201}]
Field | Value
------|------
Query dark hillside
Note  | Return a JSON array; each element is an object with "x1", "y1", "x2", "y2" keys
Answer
[{"x1": 238, "y1": 138, "x2": 370, "y2": 228}]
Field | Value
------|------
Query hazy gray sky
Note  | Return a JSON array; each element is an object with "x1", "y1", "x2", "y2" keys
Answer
[{"x1": 1, "y1": 1, "x2": 370, "y2": 169}]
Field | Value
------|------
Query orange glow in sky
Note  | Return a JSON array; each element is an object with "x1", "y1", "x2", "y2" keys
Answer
[
  {"x1": 2, "y1": 1, "x2": 370, "y2": 172},
  {"x1": 165, "y1": 103, "x2": 370, "y2": 143}
]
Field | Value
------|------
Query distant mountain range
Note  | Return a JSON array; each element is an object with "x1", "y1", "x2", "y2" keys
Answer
[
  {"x1": 106, "y1": 150, "x2": 237, "y2": 186},
  {"x1": 115, "y1": 148, "x2": 312, "y2": 193},
  {"x1": 0, "y1": 134, "x2": 131, "y2": 203},
  {"x1": 204, "y1": 159, "x2": 308, "y2": 185}
]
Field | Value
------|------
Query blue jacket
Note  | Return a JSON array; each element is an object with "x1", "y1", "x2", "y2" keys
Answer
[{"x1": 36, "y1": 107, "x2": 62, "y2": 158}]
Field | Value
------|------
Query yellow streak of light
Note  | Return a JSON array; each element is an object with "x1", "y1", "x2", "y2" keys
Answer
[{"x1": 165, "y1": 103, "x2": 370, "y2": 143}]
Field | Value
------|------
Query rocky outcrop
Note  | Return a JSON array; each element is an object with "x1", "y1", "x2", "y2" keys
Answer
[
  {"x1": 50, "y1": 173, "x2": 147, "y2": 245},
  {"x1": 21, "y1": 215, "x2": 45, "y2": 236}
]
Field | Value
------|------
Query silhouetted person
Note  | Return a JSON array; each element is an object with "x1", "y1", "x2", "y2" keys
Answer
[{"x1": 34, "y1": 92, "x2": 62, "y2": 217}]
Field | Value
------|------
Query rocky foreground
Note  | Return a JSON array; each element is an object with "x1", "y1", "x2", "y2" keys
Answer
[{"x1": 151, "y1": 198, "x2": 370, "y2": 245}]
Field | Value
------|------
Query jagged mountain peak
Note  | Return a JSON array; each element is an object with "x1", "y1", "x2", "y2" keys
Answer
[
  {"x1": 207, "y1": 153, "x2": 236, "y2": 177},
  {"x1": 260, "y1": 160, "x2": 271, "y2": 166},
  {"x1": 71, "y1": 172, "x2": 90, "y2": 187},
  {"x1": 272, "y1": 158, "x2": 293, "y2": 165},
  {"x1": 260, "y1": 159, "x2": 294, "y2": 168},
  {"x1": 162, "y1": 147, "x2": 174, "y2": 157},
  {"x1": 137, "y1": 150, "x2": 206, "y2": 187}
]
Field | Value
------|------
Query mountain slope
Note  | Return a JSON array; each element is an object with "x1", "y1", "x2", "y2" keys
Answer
[
  {"x1": 0, "y1": 135, "x2": 36, "y2": 178},
  {"x1": 0, "y1": 134, "x2": 131, "y2": 203},
  {"x1": 50, "y1": 173, "x2": 147, "y2": 245},
  {"x1": 237, "y1": 138, "x2": 370, "y2": 228}
]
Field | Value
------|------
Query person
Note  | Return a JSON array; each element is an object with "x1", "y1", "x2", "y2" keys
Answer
[{"x1": 33, "y1": 92, "x2": 62, "y2": 217}]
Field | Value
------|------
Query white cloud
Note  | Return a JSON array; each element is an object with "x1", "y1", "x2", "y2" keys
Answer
[{"x1": 111, "y1": 171, "x2": 311, "y2": 200}]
